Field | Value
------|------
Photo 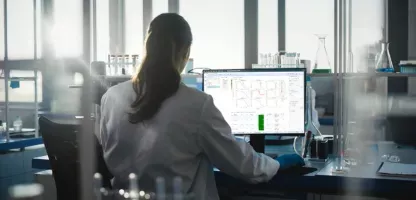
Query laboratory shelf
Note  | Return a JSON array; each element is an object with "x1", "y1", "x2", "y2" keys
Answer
[
  {"x1": 0, "y1": 77, "x2": 37, "y2": 81},
  {"x1": 0, "y1": 137, "x2": 43, "y2": 151},
  {"x1": 309, "y1": 72, "x2": 416, "y2": 78}
]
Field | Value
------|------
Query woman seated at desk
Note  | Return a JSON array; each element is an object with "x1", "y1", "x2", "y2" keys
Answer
[{"x1": 97, "y1": 13, "x2": 304, "y2": 200}]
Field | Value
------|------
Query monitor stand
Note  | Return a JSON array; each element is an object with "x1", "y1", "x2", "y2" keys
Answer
[{"x1": 250, "y1": 135, "x2": 278, "y2": 159}]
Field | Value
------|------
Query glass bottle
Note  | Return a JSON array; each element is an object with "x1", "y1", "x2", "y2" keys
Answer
[
  {"x1": 312, "y1": 34, "x2": 332, "y2": 74},
  {"x1": 13, "y1": 116, "x2": 23, "y2": 132},
  {"x1": 375, "y1": 42, "x2": 394, "y2": 72}
]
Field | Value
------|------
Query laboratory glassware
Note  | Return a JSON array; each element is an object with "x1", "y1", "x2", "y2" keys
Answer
[
  {"x1": 312, "y1": 34, "x2": 332, "y2": 74},
  {"x1": 0, "y1": 121, "x2": 5, "y2": 141},
  {"x1": 13, "y1": 116, "x2": 23, "y2": 132},
  {"x1": 375, "y1": 42, "x2": 394, "y2": 72}
]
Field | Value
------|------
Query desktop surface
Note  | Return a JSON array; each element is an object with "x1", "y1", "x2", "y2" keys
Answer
[{"x1": 203, "y1": 69, "x2": 305, "y2": 135}]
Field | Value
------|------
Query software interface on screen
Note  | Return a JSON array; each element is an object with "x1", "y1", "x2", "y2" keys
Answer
[{"x1": 203, "y1": 70, "x2": 305, "y2": 134}]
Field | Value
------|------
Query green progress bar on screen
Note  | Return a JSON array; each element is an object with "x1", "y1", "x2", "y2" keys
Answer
[{"x1": 258, "y1": 114, "x2": 264, "y2": 131}]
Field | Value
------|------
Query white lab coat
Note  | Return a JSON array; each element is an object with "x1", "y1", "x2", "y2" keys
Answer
[{"x1": 98, "y1": 80, "x2": 279, "y2": 200}]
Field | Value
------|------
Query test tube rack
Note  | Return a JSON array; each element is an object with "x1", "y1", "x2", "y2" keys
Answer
[
  {"x1": 106, "y1": 54, "x2": 140, "y2": 76},
  {"x1": 256, "y1": 52, "x2": 301, "y2": 69}
]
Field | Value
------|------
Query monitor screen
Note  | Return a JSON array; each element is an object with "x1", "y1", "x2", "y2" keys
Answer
[{"x1": 203, "y1": 69, "x2": 305, "y2": 135}]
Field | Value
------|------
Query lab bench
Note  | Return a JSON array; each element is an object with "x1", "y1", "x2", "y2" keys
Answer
[
  {"x1": 0, "y1": 137, "x2": 43, "y2": 152},
  {"x1": 31, "y1": 142, "x2": 416, "y2": 199}
]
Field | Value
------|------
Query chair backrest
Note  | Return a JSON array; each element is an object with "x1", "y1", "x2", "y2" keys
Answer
[{"x1": 39, "y1": 114, "x2": 113, "y2": 200}]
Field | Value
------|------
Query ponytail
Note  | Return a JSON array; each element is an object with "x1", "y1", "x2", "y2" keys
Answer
[{"x1": 129, "y1": 13, "x2": 192, "y2": 123}]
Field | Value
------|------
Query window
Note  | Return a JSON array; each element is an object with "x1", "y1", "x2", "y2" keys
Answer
[
  {"x1": 53, "y1": 0, "x2": 83, "y2": 58},
  {"x1": 152, "y1": 0, "x2": 168, "y2": 19},
  {"x1": 258, "y1": 0, "x2": 278, "y2": 57},
  {"x1": 0, "y1": 0, "x2": 4, "y2": 60},
  {"x1": 125, "y1": 0, "x2": 144, "y2": 55},
  {"x1": 350, "y1": 0, "x2": 385, "y2": 72},
  {"x1": 286, "y1": 0, "x2": 334, "y2": 72},
  {"x1": 96, "y1": 0, "x2": 110, "y2": 62},
  {"x1": 0, "y1": 70, "x2": 42, "y2": 102},
  {"x1": 0, "y1": 0, "x2": 42, "y2": 60},
  {"x1": 180, "y1": 0, "x2": 244, "y2": 69},
  {"x1": 2, "y1": 0, "x2": 38, "y2": 60}
]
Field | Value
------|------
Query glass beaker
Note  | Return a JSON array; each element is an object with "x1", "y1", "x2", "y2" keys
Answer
[
  {"x1": 375, "y1": 42, "x2": 394, "y2": 73},
  {"x1": 312, "y1": 34, "x2": 332, "y2": 74}
]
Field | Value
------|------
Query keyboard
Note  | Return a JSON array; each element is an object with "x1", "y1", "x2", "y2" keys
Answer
[{"x1": 277, "y1": 166, "x2": 317, "y2": 175}]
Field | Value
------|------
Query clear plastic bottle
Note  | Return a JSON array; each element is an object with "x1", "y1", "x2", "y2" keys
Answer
[
  {"x1": 13, "y1": 116, "x2": 23, "y2": 132},
  {"x1": 0, "y1": 120, "x2": 5, "y2": 141}
]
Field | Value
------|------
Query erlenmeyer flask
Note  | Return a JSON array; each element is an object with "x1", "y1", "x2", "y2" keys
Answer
[
  {"x1": 375, "y1": 43, "x2": 394, "y2": 72},
  {"x1": 312, "y1": 35, "x2": 332, "y2": 74}
]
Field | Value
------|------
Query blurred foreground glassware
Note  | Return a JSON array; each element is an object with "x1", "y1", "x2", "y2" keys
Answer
[
  {"x1": 381, "y1": 154, "x2": 401, "y2": 163},
  {"x1": 312, "y1": 34, "x2": 332, "y2": 74},
  {"x1": 9, "y1": 183, "x2": 44, "y2": 200},
  {"x1": 375, "y1": 43, "x2": 394, "y2": 73},
  {"x1": 344, "y1": 132, "x2": 361, "y2": 167}
]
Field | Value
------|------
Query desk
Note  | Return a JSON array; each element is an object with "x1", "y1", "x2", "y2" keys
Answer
[
  {"x1": 315, "y1": 142, "x2": 416, "y2": 198},
  {"x1": 0, "y1": 138, "x2": 43, "y2": 151},
  {"x1": 31, "y1": 142, "x2": 416, "y2": 198}
]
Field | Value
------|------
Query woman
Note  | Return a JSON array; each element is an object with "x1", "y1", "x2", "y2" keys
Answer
[{"x1": 98, "y1": 13, "x2": 304, "y2": 200}]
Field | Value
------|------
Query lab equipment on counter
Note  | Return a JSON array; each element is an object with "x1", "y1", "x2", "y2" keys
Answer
[
  {"x1": 310, "y1": 135, "x2": 333, "y2": 160},
  {"x1": 13, "y1": 116, "x2": 23, "y2": 132},
  {"x1": 302, "y1": 131, "x2": 313, "y2": 158},
  {"x1": 0, "y1": 120, "x2": 4, "y2": 141},
  {"x1": 375, "y1": 43, "x2": 394, "y2": 73},
  {"x1": 107, "y1": 54, "x2": 140, "y2": 76},
  {"x1": 312, "y1": 34, "x2": 332, "y2": 74},
  {"x1": 255, "y1": 52, "x2": 301, "y2": 68},
  {"x1": 306, "y1": 76, "x2": 321, "y2": 136},
  {"x1": 399, "y1": 60, "x2": 416, "y2": 73}
]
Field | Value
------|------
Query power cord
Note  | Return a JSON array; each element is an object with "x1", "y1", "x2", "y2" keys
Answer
[{"x1": 187, "y1": 68, "x2": 211, "y2": 74}]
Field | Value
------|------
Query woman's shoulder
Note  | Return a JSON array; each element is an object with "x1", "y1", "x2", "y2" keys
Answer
[{"x1": 177, "y1": 84, "x2": 210, "y2": 103}]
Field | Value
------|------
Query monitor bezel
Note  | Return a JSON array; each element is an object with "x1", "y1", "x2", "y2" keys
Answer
[{"x1": 202, "y1": 68, "x2": 306, "y2": 136}]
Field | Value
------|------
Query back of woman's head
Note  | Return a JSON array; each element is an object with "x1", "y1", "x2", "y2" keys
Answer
[{"x1": 129, "y1": 13, "x2": 193, "y2": 123}]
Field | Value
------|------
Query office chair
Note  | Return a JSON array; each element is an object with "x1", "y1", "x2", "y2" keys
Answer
[{"x1": 39, "y1": 115, "x2": 113, "y2": 200}]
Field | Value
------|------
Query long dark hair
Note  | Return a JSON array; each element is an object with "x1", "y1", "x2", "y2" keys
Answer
[{"x1": 129, "y1": 13, "x2": 193, "y2": 123}]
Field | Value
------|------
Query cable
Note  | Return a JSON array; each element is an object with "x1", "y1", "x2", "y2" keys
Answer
[{"x1": 187, "y1": 67, "x2": 211, "y2": 74}]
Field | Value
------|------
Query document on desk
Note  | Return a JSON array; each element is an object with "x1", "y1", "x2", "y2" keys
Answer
[{"x1": 378, "y1": 162, "x2": 416, "y2": 176}]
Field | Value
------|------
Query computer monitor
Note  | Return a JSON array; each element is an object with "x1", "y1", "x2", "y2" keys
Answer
[{"x1": 203, "y1": 68, "x2": 306, "y2": 153}]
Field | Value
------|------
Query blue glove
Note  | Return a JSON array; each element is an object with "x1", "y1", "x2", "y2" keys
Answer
[{"x1": 275, "y1": 154, "x2": 305, "y2": 170}]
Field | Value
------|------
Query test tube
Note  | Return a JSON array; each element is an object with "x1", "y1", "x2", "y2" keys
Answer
[
  {"x1": 132, "y1": 54, "x2": 139, "y2": 73},
  {"x1": 173, "y1": 177, "x2": 183, "y2": 200},
  {"x1": 267, "y1": 53, "x2": 272, "y2": 68},
  {"x1": 296, "y1": 53, "x2": 301, "y2": 67},
  {"x1": 280, "y1": 52, "x2": 286, "y2": 68},
  {"x1": 93, "y1": 173, "x2": 102, "y2": 200},
  {"x1": 117, "y1": 55, "x2": 124, "y2": 75},
  {"x1": 123, "y1": 55, "x2": 130, "y2": 75},
  {"x1": 258, "y1": 53, "x2": 263, "y2": 66},
  {"x1": 261, "y1": 53, "x2": 266, "y2": 67},
  {"x1": 107, "y1": 55, "x2": 111, "y2": 75},
  {"x1": 290, "y1": 52, "x2": 295, "y2": 67},
  {"x1": 274, "y1": 53, "x2": 279, "y2": 68},
  {"x1": 109, "y1": 55, "x2": 116, "y2": 75},
  {"x1": 156, "y1": 177, "x2": 166, "y2": 200},
  {"x1": 129, "y1": 173, "x2": 139, "y2": 200}
]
